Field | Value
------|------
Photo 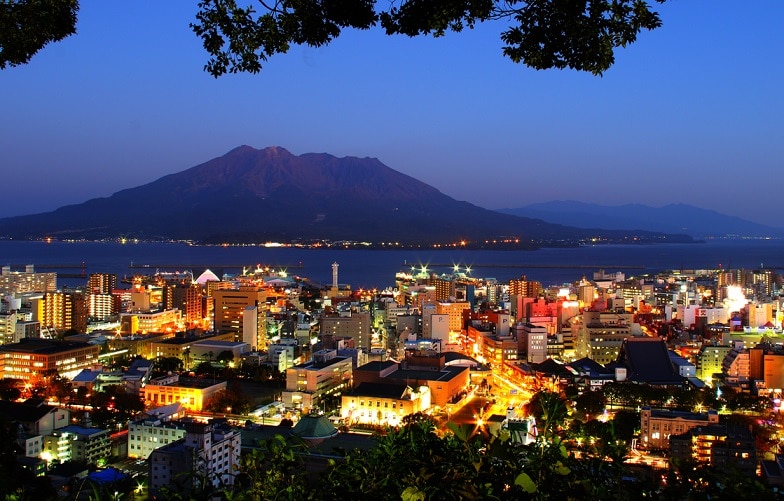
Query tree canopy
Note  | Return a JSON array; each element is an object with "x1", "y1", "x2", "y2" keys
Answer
[{"x1": 2, "y1": 0, "x2": 665, "y2": 76}]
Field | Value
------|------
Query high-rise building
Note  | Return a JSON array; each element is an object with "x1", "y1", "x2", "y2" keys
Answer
[
  {"x1": 0, "y1": 266, "x2": 56, "y2": 295},
  {"x1": 320, "y1": 311, "x2": 371, "y2": 349},
  {"x1": 88, "y1": 273, "x2": 117, "y2": 295},
  {"x1": 88, "y1": 293, "x2": 117, "y2": 320},
  {"x1": 43, "y1": 291, "x2": 88, "y2": 334},
  {"x1": 212, "y1": 287, "x2": 267, "y2": 340},
  {"x1": 164, "y1": 284, "x2": 204, "y2": 324},
  {"x1": 509, "y1": 275, "x2": 542, "y2": 298},
  {"x1": 242, "y1": 304, "x2": 268, "y2": 350},
  {"x1": 148, "y1": 421, "x2": 240, "y2": 496},
  {"x1": 0, "y1": 312, "x2": 17, "y2": 345},
  {"x1": 433, "y1": 276, "x2": 455, "y2": 302}
]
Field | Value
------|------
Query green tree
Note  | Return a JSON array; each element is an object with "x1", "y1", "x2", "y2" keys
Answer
[
  {"x1": 573, "y1": 389, "x2": 606, "y2": 420},
  {"x1": 192, "y1": 0, "x2": 665, "y2": 77},
  {"x1": 3, "y1": 1, "x2": 665, "y2": 77},
  {"x1": 216, "y1": 349, "x2": 234, "y2": 365}
]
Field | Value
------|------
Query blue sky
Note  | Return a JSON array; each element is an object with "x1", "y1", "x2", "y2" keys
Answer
[{"x1": 2, "y1": 1, "x2": 783, "y2": 227}]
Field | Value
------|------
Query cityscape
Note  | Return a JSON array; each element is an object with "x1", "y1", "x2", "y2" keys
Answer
[
  {"x1": 3, "y1": 2, "x2": 784, "y2": 500},
  {"x1": 1, "y1": 257, "x2": 784, "y2": 499}
]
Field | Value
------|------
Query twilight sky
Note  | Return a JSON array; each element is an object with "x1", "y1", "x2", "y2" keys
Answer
[{"x1": 2, "y1": 1, "x2": 783, "y2": 227}]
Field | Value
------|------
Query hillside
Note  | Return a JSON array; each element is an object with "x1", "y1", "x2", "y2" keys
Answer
[{"x1": 0, "y1": 147, "x2": 693, "y2": 246}]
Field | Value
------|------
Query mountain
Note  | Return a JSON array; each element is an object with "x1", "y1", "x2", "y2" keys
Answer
[
  {"x1": 497, "y1": 201, "x2": 784, "y2": 239},
  {"x1": 0, "y1": 147, "x2": 693, "y2": 245}
]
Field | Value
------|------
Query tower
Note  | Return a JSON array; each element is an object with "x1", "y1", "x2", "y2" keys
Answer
[{"x1": 332, "y1": 262, "x2": 339, "y2": 289}]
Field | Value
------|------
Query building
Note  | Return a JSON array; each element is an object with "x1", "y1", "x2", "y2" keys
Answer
[
  {"x1": 0, "y1": 266, "x2": 57, "y2": 295},
  {"x1": 190, "y1": 339, "x2": 249, "y2": 364},
  {"x1": 140, "y1": 374, "x2": 227, "y2": 412},
  {"x1": 128, "y1": 417, "x2": 189, "y2": 459},
  {"x1": 574, "y1": 311, "x2": 636, "y2": 365},
  {"x1": 341, "y1": 382, "x2": 431, "y2": 426},
  {"x1": 319, "y1": 311, "x2": 371, "y2": 350},
  {"x1": 43, "y1": 425, "x2": 111, "y2": 466},
  {"x1": 42, "y1": 291, "x2": 88, "y2": 334},
  {"x1": 163, "y1": 283, "x2": 204, "y2": 324},
  {"x1": 615, "y1": 337, "x2": 685, "y2": 386},
  {"x1": 352, "y1": 352, "x2": 470, "y2": 408},
  {"x1": 509, "y1": 275, "x2": 542, "y2": 298},
  {"x1": 88, "y1": 273, "x2": 117, "y2": 295},
  {"x1": 696, "y1": 345, "x2": 733, "y2": 384},
  {"x1": 212, "y1": 287, "x2": 267, "y2": 339},
  {"x1": 88, "y1": 293, "x2": 117, "y2": 320},
  {"x1": 669, "y1": 424, "x2": 756, "y2": 476},
  {"x1": 119, "y1": 308, "x2": 182, "y2": 335},
  {"x1": 436, "y1": 301, "x2": 471, "y2": 335},
  {"x1": 149, "y1": 421, "x2": 241, "y2": 495},
  {"x1": 0, "y1": 399, "x2": 70, "y2": 436},
  {"x1": 640, "y1": 406, "x2": 719, "y2": 450},
  {"x1": 282, "y1": 349, "x2": 352, "y2": 413},
  {"x1": 517, "y1": 322, "x2": 548, "y2": 363},
  {"x1": 0, "y1": 311, "x2": 17, "y2": 344},
  {"x1": 0, "y1": 338, "x2": 101, "y2": 381},
  {"x1": 242, "y1": 304, "x2": 268, "y2": 350}
]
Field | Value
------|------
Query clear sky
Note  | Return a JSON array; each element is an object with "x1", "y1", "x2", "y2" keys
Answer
[{"x1": 2, "y1": 1, "x2": 783, "y2": 227}]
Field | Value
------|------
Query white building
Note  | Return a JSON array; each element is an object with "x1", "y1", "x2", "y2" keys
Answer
[
  {"x1": 149, "y1": 421, "x2": 241, "y2": 495},
  {"x1": 128, "y1": 417, "x2": 188, "y2": 459}
]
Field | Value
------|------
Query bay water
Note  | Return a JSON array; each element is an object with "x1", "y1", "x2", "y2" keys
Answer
[{"x1": 2, "y1": 239, "x2": 784, "y2": 290}]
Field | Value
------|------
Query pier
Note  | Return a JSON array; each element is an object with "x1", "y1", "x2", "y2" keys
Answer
[
  {"x1": 403, "y1": 263, "x2": 645, "y2": 270},
  {"x1": 128, "y1": 263, "x2": 304, "y2": 270},
  {"x1": 8, "y1": 263, "x2": 87, "y2": 278}
]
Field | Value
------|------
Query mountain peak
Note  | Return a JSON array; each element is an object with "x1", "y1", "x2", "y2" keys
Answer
[{"x1": 0, "y1": 147, "x2": 694, "y2": 245}]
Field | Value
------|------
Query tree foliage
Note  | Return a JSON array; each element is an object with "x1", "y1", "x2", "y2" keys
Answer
[
  {"x1": 192, "y1": 0, "x2": 665, "y2": 77},
  {"x1": 1, "y1": 0, "x2": 665, "y2": 76},
  {"x1": 0, "y1": 0, "x2": 79, "y2": 69}
]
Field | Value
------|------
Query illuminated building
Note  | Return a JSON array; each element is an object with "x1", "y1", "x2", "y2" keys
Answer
[
  {"x1": 42, "y1": 291, "x2": 88, "y2": 334},
  {"x1": 149, "y1": 421, "x2": 240, "y2": 495},
  {"x1": 433, "y1": 276, "x2": 456, "y2": 302},
  {"x1": 163, "y1": 283, "x2": 204, "y2": 324},
  {"x1": 695, "y1": 345, "x2": 732, "y2": 384},
  {"x1": 669, "y1": 424, "x2": 756, "y2": 476},
  {"x1": 43, "y1": 425, "x2": 110, "y2": 466},
  {"x1": 119, "y1": 308, "x2": 182, "y2": 334},
  {"x1": 0, "y1": 311, "x2": 17, "y2": 344},
  {"x1": 320, "y1": 311, "x2": 371, "y2": 349},
  {"x1": 242, "y1": 304, "x2": 268, "y2": 350},
  {"x1": 640, "y1": 406, "x2": 719, "y2": 450},
  {"x1": 128, "y1": 417, "x2": 188, "y2": 459},
  {"x1": 0, "y1": 338, "x2": 100, "y2": 381},
  {"x1": 352, "y1": 352, "x2": 470, "y2": 408},
  {"x1": 282, "y1": 349, "x2": 352, "y2": 413},
  {"x1": 140, "y1": 374, "x2": 226, "y2": 412},
  {"x1": 517, "y1": 322, "x2": 547, "y2": 363},
  {"x1": 88, "y1": 273, "x2": 117, "y2": 294},
  {"x1": 0, "y1": 265, "x2": 56, "y2": 295},
  {"x1": 436, "y1": 301, "x2": 471, "y2": 334},
  {"x1": 212, "y1": 287, "x2": 267, "y2": 340},
  {"x1": 341, "y1": 383, "x2": 431, "y2": 426},
  {"x1": 574, "y1": 311, "x2": 636, "y2": 365},
  {"x1": 88, "y1": 293, "x2": 116, "y2": 320},
  {"x1": 509, "y1": 275, "x2": 542, "y2": 298}
]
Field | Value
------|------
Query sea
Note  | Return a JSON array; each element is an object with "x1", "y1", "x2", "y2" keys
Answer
[{"x1": 3, "y1": 238, "x2": 784, "y2": 291}]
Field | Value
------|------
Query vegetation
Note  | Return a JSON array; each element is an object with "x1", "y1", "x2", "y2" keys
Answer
[
  {"x1": 2, "y1": 1, "x2": 666, "y2": 76},
  {"x1": 147, "y1": 387, "x2": 783, "y2": 501}
]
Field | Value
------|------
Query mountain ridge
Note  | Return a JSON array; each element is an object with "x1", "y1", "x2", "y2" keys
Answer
[
  {"x1": 497, "y1": 201, "x2": 784, "y2": 239},
  {"x1": 0, "y1": 147, "x2": 694, "y2": 246}
]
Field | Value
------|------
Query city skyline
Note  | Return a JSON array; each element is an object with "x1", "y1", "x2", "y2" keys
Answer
[{"x1": 2, "y1": 1, "x2": 783, "y2": 227}]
